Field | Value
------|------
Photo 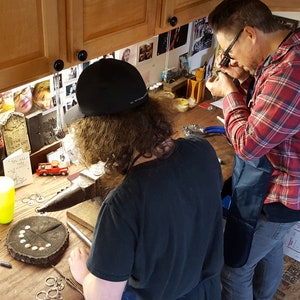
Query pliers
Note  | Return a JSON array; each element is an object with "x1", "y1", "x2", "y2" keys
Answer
[{"x1": 182, "y1": 124, "x2": 226, "y2": 136}]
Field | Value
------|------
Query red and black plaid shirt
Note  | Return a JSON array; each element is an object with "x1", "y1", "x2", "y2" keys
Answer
[{"x1": 223, "y1": 29, "x2": 300, "y2": 210}]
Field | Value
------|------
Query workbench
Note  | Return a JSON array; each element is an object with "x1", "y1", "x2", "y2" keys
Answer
[{"x1": 0, "y1": 104, "x2": 234, "y2": 300}]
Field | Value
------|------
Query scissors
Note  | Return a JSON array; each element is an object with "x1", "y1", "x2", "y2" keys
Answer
[{"x1": 52, "y1": 265, "x2": 84, "y2": 297}]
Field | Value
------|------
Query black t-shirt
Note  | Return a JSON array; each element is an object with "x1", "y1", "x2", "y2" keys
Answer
[{"x1": 87, "y1": 136, "x2": 224, "y2": 300}]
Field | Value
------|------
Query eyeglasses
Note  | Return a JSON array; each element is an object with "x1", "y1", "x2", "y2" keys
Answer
[{"x1": 220, "y1": 29, "x2": 244, "y2": 67}]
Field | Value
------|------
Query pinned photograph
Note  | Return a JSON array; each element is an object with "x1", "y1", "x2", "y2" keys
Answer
[
  {"x1": 116, "y1": 45, "x2": 137, "y2": 65},
  {"x1": 138, "y1": 42, "x2": 154, "y2": 62},
  {"x1": 0, "y1": 91, "x2": 14, "y2": 114},
  {"x1": 157, "y1": 24, "x2": 189, "y2": 55},
  {"x1": 190, "y1": 17, "x2": 213, "y2": 56}
]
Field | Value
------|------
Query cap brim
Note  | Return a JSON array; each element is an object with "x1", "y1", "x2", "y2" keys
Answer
[{"x1": 64, "y1": 104, "x2": 85, "y2": 125}]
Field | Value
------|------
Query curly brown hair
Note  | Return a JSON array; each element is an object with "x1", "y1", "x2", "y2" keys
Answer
[{"x1": 70, "y1": 95, "x2": 175, "y2": 178}]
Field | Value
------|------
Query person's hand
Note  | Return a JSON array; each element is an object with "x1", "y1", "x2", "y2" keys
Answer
[
  {"x1": 206, "y1": 71, "x2": 238, "y2": 98},
  {"x1": 215, "y1": 54, "x2": 250, "y2": 83},
  {"x1": 69, "y1": 247, "x2": 90, "y2": 285}
]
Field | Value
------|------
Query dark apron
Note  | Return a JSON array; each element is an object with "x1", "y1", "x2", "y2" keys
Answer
[{"x1": 223, "y1": 153, "x2": 273, "y2": 267}]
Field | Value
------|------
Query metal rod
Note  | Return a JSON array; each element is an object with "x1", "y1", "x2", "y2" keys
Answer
[{"x1": 67, "y1": 221, "x2": 92, "y2": 248}]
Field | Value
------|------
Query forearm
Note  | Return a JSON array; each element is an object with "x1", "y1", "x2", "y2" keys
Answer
[
  {"x1": 82, "y1": 273, "x2": 127, "y2": 300},
  {"x1": 223, "y1": 92, "x2": 253, "y2": 159}
]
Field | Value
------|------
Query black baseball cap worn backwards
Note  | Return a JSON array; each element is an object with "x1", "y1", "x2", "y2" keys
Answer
[{"x1": 64, "y1": 58, "x2": 148, "y2": 124}]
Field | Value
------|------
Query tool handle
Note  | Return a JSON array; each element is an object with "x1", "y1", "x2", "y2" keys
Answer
[{"x1": 0, "y1": 261, "x2": 12, "y2": 268}]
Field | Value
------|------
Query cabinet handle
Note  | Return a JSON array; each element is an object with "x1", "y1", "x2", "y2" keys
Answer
[
  {"x1": 77, "y1": 50, "x2": 88, "y2": 62},
  {"x1": 53, "y1": 59, "x2": 64, "y2": 72},
  {"x1": 168, "y1": 16, "x2": 178, "y2": 27}
]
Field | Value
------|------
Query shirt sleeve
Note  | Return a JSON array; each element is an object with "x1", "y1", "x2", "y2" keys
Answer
[
  {"x1": 87, "y1": 198, "x2": 137, "y2": 281},
  {"x1": 223, "y1": 59, "x2": 300, "y2": 160}
]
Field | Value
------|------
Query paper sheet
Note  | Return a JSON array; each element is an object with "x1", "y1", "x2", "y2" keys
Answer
[
  {"x1": 283, "y1": 222, "x2": 300, "y2": 262},
  {"x1": 3, "y1": 149, "x2": 33, "y2": 188},
  {"x1": 210, "y1": 98, "x2": 224, "y2": 110}
]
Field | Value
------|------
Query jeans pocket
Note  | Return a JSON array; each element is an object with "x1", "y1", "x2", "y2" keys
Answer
[{"x1": 271, "y1": 221, "x2": 297, "y2": 240}]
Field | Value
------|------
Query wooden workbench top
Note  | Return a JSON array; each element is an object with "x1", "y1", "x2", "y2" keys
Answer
[
  {"x1": 173, "y1": 104, "x2": 234, "y2": 181},
  {"x1": 0, "y1": 104, "x2": 234, "y2": 300}
]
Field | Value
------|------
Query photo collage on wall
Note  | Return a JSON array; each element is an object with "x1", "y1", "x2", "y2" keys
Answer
[{"x1": 0, "y1": 77, "x2": 54, "y2": 117}]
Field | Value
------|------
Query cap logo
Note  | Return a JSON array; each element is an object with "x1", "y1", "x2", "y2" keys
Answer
[{"x1": 130, "y1": 91, "x2": 148, "y2": 105}]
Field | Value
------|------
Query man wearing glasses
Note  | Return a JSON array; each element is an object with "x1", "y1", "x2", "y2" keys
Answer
[{"x1": 206, "y1": 0, "x2": 300, "y2": 299}]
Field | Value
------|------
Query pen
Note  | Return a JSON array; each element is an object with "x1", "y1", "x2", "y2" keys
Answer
[
  {"x1": 0, "y1": 261, "x2": 12, "y2": 269},
  {"x1": 67, "y1": 221, "x2": 92, "y2": 248}
]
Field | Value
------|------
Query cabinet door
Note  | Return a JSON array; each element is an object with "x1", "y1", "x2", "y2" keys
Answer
[
  {"x1": 65, "y1": 0, "x2": 157, "y2": 63},
  {"x1": 263, "y1": 0, "x2": 300, "y2": 12},
  {"x1": 0, "y1": 0, "x2": 61, "y2": 91},
  {"x1": 157, "y1": 0, "x2": 221, "y2": 34}
]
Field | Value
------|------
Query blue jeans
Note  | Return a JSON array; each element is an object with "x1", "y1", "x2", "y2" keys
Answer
[
  {"x1": 121, "y1": 284, "x2": 137, "y2": 300},
  {"x1": 221, "y1": 215, "x2": 297, "y2": 300}
]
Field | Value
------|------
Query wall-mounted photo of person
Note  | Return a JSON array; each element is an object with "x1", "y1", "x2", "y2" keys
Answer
[
  {"x1": 13, "y1": 79, "x2": 54, "y2": 116},
  {"x1": 121, "y1": 48, "x2": 131, "y2": 62},
  {"x1": 138, "y1": 42, "x2": 153, "y2": 62},
  {"x1": 13, "y1": 85, "x2": 33, "y2": 116},
  {"x1": 116, "y1": 45, "x2": 137, "y2": 65},
  {"x1": 157, "y1": 24, "x2": 189, "y2": 55},
  {"x1": 31, "y1": 80, "x2": 54, "y2": 112},
  {"x1": 66, "y1": 82, "x2": 77, "y2": 97},
  {"x1": 178, "y1": 53, "x2": 189, "y2": 76},
  {"x1": 68, "y1": 66, "x2": 77, "y2": 80},
  {"x1": 53, "y1": 73, "x2": 63, "y2": 89}
]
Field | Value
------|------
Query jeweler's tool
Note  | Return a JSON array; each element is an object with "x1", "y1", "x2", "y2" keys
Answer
[
  {"x1": 182, "y1": 124, "x2": 226, "y2": 136},
  {"x1": 52, "y1": 265, "x2": 84, "y2": 296},
  {"x1": 67, "y1": 221, "x2": 92, "y2": 248}
]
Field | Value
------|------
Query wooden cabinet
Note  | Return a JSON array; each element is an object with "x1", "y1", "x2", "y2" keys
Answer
[
  {"x1": 0, "y1": 0, "x2": 158, "y2": 91},
  {"x1": 156, "y1": 0, "x2": 221, "y2": 34},
  {"x1": 64, "y1": 0, "x2": 158, "y2": 64},
  {"x1": 0, "y1": 0, "x2": 61, "y2": 92},
  {"x1": 0, "y1": 0, "x2": 299, "y2": 92},
  {"x1": 156, "y1": 0, "x2": 299, "y2": 35},
  {"x1": 263, "y1": 0, "x2": 300, "y2": 12}
]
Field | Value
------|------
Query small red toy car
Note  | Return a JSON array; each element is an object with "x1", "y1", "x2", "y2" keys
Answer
[{"x1": 36, "y1": 160, "x2": 69, "y2": 176}]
